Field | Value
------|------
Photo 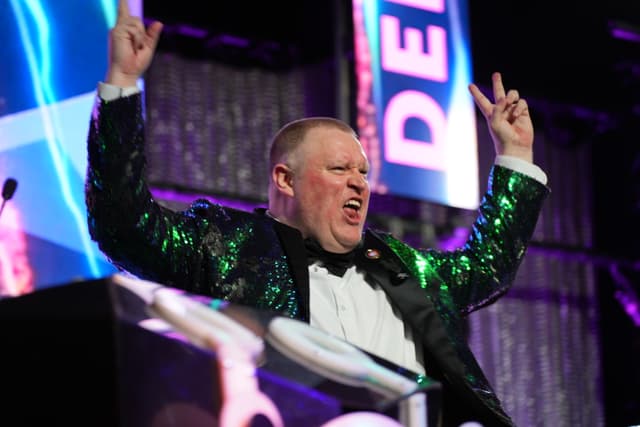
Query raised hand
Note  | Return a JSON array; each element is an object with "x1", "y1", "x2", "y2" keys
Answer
[
  {"x1": 468, "y1": 72, "x2": 534, "y2": 162},
  {"x1": 106, "y1": 0, "x2": 163, "y2": 87}
]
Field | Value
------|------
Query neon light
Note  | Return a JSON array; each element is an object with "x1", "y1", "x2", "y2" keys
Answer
[
  {"x1": 101, "y1": 0, "x2": 117, "y2": 28},
  {"x1": 10, "y1": 0, "x2": 105, "y2": 276},
  {"x1": 442, "y1": 0, "x2": 477, "y2": 208}
]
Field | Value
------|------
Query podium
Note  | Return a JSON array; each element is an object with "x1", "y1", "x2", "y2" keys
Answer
[{"x1": 0, "y1": 276, "x2": 436, "y2": 426}]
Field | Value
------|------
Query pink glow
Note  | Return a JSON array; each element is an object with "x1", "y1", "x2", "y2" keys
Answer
[
  {"x1": 385, "y1": 0, "x2": 445, "y2": 13},
  {"x1": 0, "y1": 204, "x2": 34, "y2": 297},
  {"x1": 383, "y1": 90, "x2": 447, "y2": 170},
  {"x1": 353, "y1": 0, "x2": 383, "y2": 190},
  {"x1": 216, "y1": 344, "x2": 284, "y2": 427},
  {"x1": 381, "y1": 15, "x2": 447, "y2": 82}
]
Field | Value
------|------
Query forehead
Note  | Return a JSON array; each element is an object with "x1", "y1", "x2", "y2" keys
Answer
[{"x1": 298, "y1": 126, "x2": 368, "y2": 162}]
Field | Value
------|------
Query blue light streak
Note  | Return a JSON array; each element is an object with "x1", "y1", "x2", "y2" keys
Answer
[{"x1": 9, "y1": 0, "x2": 118, "y2": 277}]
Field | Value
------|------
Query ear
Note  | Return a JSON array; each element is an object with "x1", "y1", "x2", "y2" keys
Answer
[{"x1": 272, "y1": 163, "x2": 295, "y2": 197}]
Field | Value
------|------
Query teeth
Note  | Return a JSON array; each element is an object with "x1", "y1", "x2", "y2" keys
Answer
[{"x1": 345, "y1": 200, "x2": 361, "y2": 209}]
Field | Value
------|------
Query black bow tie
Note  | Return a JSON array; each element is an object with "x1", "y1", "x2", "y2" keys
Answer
[{"x1": 304, "y1": 238, "x2": 358, "y2": 277}]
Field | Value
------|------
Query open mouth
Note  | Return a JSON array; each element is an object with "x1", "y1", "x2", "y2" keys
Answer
[
  {"x1": 343, "y1": 199, "x2": 363, "y2": 224},
  {"x1": 344, "y1": 199, "x2": 362, "y2": 212}
]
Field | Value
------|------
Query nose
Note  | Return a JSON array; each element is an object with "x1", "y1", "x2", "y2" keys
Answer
[{"x1": 347, "y1": 170, "x2": 368, "y2": 193}]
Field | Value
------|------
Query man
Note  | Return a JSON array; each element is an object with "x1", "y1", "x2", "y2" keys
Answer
[{"x1": 86, "y1": 1, "x2": 549, "y2": 425}]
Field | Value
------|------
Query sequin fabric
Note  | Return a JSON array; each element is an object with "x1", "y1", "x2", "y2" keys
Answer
[
  {"x1": 86, "y1": 93, "x2": 549, "y2": 427},
  {"x1": 377, "y1": 166, "x2": 548, "y2": 426},
  {"x1": 86, "y1": 94, "x2": 303, "y2": 318}
]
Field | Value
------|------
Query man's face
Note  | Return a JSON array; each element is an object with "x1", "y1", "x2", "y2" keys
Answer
[{"x1": 289, "y1": 127, "x2": 370, "y2": 253}]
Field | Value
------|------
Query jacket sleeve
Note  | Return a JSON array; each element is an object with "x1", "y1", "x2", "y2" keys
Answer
[
  {"x1": 85, "y1": 93, "x2": 211, "y2": 290},
  {"x1": 421, "y1": 165, "x2": 549, "y2": 315}
]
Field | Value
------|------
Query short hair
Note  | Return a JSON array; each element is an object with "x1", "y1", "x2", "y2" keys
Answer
[{"x1": 269, "y1": 117, "x2": 356, "y2": 170}]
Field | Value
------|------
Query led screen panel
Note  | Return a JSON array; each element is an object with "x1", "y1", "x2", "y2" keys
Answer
[
  {"x1": 353, "y1": 0, "x2": 478, "y2": 209},
  {"x1": 0, "y1": 0, "x2": 143, "y2": 294}
]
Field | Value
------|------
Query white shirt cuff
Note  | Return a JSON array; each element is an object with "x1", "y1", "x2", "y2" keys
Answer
[
  {"x1": 98, "y1": 82, "x2": 141, "y2": 101},
  {"x1": 495, "y1": 155, "x2": 548, "y2": 185}
]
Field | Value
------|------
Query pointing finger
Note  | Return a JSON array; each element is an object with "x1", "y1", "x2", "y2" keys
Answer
[
  {"x1": 468, "y1": 82, "x2": 492, "y2": 117},
  {"x1": 118, "y1": 0, "x2": 130, "y2": 19}
]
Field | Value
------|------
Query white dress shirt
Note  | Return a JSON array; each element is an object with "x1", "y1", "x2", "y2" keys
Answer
[{"x1": 309, "y1": 263, "x2": 426, "y2": 373}]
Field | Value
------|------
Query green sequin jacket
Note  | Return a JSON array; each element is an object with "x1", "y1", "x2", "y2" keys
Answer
[{"x1": 86, "y1": 93, "x2": 549, "y2": 427}]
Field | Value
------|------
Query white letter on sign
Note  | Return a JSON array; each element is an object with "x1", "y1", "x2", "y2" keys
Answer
[
  {"x1": 380, "y1": 15, "x2": 447, "y2": 82},
  {"x1": 383, "y1": 90, "x2": 447, "y2": 171}
]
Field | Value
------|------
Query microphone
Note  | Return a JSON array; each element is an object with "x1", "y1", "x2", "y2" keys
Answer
[
  {"x1": 0, "y1": 177, "x2": 18, "y2": 219},
  {"x1": 2, "y1": 178, "x2": 17, "y2": 200}
]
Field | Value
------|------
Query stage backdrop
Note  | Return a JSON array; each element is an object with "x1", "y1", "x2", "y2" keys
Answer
[
  {"x1": 0, "y1": 0, "x2": 144, "y2": 295},
  {"x1": 352, "y1": 0, "x2": 478, "y2": 210}
]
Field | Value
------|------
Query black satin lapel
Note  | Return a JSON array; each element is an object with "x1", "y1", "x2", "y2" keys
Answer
[
  {"x1": 358, "y1": 231, "x2": 464, "y2": 376},
  {"x1": 272, "y1": 220, "x2": 310, "y2": 322}
]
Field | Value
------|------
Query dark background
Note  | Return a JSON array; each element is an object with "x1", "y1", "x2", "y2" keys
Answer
[{"x1": 143, "y1": 2, "x2": 640, "y2": 425}]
